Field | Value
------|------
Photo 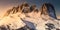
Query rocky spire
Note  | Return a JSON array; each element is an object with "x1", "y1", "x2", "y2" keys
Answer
[
  {"x1": 4, "y1": 5, "x2": 22, "y2": 16},
  {"x1": 30, "y1": 5, "x2": 38, "y2": 13},
  {"x1": 21, "y1": 2, "x2": 30, "y2": 13},
  {"x1": 40, "y1": 3, "x2": 57, "y2": 19}
]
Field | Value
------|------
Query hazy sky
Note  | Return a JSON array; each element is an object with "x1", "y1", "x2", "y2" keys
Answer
[{"x1": 0, "y1": 0, "x2": 60, "y2": 16}]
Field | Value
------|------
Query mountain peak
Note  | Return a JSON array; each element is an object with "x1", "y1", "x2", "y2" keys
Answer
[
  {"x1": 4, "y1": 3, "x2": 39, "y2": 17},
  {"x1": 40, "y1": 3, "x2": 57, "y2": 19},
  {"x1": 0, "y1": 3, "x2": 60, "y2": 30},
  {"x1": 4, "y1": 3, "x2": 57, "y2": 19}
]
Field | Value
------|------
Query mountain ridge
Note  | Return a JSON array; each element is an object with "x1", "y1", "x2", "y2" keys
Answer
[{"x1": 0, "y1": 3, "x2": 60, "y2": 30}]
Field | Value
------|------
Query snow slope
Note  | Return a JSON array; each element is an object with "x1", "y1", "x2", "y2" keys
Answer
[
  {"x1": 0, "y1": 3, "x2": 60, "y2": 30},
  {"x1": 0, "y1": 12, "x2": 59, "y2": 30}
]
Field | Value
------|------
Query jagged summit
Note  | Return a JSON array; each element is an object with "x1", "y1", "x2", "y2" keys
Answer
[
  {"x1": 0, "y1": 3, "x2": 59, "y2": 30},
  {"x1": 4, "y1": 3, "x2": 57, "y2": 19},
  {"x1": 4, "y1": 3, "x2": 39, "y2": 17},
  {"x1": 4, "y1": 6, "x2": 22, "y2": 16},
  {"x1": 40, "y1": 3, "x2": 57, "y2": 19}
]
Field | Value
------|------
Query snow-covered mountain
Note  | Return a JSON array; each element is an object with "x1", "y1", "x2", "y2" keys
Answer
[{"x1": 0, "y1": 3, "x2": 60, "y2": 30}]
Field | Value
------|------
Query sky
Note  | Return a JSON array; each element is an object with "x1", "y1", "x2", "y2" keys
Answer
[{"x1": 0, "y1": 0, "x2": 60, "y2": 17}]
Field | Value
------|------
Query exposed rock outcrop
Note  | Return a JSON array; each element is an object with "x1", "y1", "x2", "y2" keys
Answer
[
  {"x1": 40, "y1": 3, "x2": 57, "y2": 19},
  {"x1": 0, "y1": 3, "x2": 59, "y2": 30}
]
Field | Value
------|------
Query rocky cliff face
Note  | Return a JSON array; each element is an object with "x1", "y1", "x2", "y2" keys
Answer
[
  {"x1": 40, "y1": 3, "x2": 57, "y2": 19},
  {"x1": 0, "y1": 3, "x2": 60, "y2": 30}
]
